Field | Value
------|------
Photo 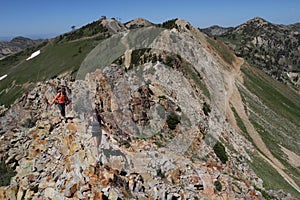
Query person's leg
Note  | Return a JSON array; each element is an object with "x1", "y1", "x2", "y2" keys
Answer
[
  {"x1": 57, "y1": 104, "x2": 66, "y2": 121},
  {"x1": 60, "y1": 104, "x2": 66, "y2": 117},
  {"x1": 57, "y1": 104, "x2": 63, "y2": 116},
  {"x1": 93, "y1": 136, "x2": 99, "y2": 158}
]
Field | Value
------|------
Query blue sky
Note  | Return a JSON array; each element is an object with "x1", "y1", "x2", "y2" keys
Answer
[{"x1": 1, "y1": 0, "x2": 299, "y2": 40}]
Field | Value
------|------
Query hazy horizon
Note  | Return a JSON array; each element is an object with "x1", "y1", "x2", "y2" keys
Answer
[
  {"x1": 1, "y1": 16, "x2": 299, "y2": 42},
  {"x1": 1, "y1": 0, "x2": 299, "y2": 41}
]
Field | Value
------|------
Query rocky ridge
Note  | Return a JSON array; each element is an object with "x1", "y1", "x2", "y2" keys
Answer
[
  {"x1": 0, "y1": 70, "x2": 274, "y2": 199},
  {"x1": 0, "y1": 18, "x2": 298, "y2": 199}
]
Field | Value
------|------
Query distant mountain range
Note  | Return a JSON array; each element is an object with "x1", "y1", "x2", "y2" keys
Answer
[
  {"x1": 0, "y1": 36, "x2": 43, "y2": 59},
  {"x1": 202, "y1": 17, "x2": 300, "y2": 90}
]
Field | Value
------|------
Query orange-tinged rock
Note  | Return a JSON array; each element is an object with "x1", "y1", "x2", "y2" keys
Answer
[
  {"x1": 83, "y1": 168, "x2": 94, "y2": 177},
  {"x1": 46, "y1": 176, "x2": 52, "y2": 182},
  {"x1": 40, "y1": 144, "x2": 46, "y2": 152},
  {"x1": 24, "y1": 190, "x2": 34, "y2": 199},
  {"x1": 5, "y1": 186, "x2": 18, "y2": 200},
  {"x1": 28, "y1": 174, "x2": 35, "y2": 182},
  {"x1": 101, "y1": 179, "x2": 110, "y2": 187},
  {"x1": 201, "y1": 174, "x2": 214, "y2": 197},
  {"x1": 249, "y1": 189, "x2": 256, "y2": 196},
  {"x1": 127, "y1": 147, "x2": 135, "y2": 152},
  {"x1": 93, "y1": 191, "x2": 104, "y2": 200},
  {"x1": 54, "y1": 116, "x2": 61, "y2": 121},
  {"x1": 39, "y1": 140, "x2": 47, "y2": 145},
  {"x1": 190, "y1": 175, "x2": 200, "y2": 185},
  {"x1": 179, "y1": 191, "x2": 184, "y2": 199},
  {"x1": 137, "y1": 140, "x2": 145, "y2": 147},
  {"x1": 89, "y1": 174, "x2": 99, "y2": 186},
  {"x1": 32, "y1": 131, "x2": 39, "y2": 140},
  {"x1": 70, "y1": 142, "x2": 82, "y2": 155},
  {"x1": 0, "y1": 188, "x2": 5, "y2": 200},
  {"x1": 67, "y1": 123, "x2": 77, "y2": 132}
]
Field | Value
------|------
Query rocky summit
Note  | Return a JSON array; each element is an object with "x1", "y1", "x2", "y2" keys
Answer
[{"x1": 0, "y1": 18, "x2": 299, "y2": 199}]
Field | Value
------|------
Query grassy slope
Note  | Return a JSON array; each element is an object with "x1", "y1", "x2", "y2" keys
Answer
[
  {"x1": 0, "y1": 38, "x2": 101, "y2": 106},
  {"x1": 238, "y1": 64, "x2": 300, "y2": 198}
]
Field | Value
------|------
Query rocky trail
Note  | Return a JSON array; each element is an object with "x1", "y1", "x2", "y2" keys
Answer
[{"x1": 0, "y1": 72, "x2": 278, "y2": 199}]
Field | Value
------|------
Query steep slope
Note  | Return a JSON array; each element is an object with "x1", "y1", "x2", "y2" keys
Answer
[
  {"x1": 0, "y1": 18, "x2": 119, "y2": 106},
  {"x1": 0, "y1": 18, "x2": 299, "y2": 199},
  {"x1": 216, "y1": 17, "x2": 300, "y2": 90}
]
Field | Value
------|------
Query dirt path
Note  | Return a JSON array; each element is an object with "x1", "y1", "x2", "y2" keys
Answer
[{"x1": 226, "y1": 57, "x2": 300, "y2": 193}]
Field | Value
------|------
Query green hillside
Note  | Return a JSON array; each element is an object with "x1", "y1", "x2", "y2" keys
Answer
[
  {"x1": 0, "y1": 19, "x2": 111, "y2": 106},
  {"x1": 238, "y1": 64, "x2": 300, "y2": 197}
]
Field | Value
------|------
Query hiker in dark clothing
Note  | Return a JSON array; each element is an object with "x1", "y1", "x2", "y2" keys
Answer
[{"x1": 51, "y1": 87, "x2": 69, "y2": 122}]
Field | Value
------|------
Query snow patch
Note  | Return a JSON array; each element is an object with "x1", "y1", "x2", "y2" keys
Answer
[
  {"x1": 26, "y1": 50, "x2": 40, "y2": 61},
  {"x1": 0, "y1": 74, "x2": 8, "y2": 81}
]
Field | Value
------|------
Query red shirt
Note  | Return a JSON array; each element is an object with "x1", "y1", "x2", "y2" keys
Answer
[{"x1": 52, "y1": 93, "x2": 68, "y2": 104}]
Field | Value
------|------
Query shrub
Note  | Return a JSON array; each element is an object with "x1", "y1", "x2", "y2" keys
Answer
[
  {"x1": 159, "y1": 18, "x2": 178, "y2": 30},
  {"x1": 156, "y1": 168, "x2": 165, "y2": 179},
  {"x1": 164, "y1": 55, "x2": 174, "y2": 67},
  {"x1": 0, "y1": 161, "x2": 16, "y2": 186},
  {"x1": 166, "y1": 113, "x2": 180, "y2": 130},
  {"x1": 213, "y1": 141, "x2": 228, "y2": 164},
  {"x1": 254, "y1": 186, "x2": 272, "y2": 200},
  {"x1": 120, "y1": 139, "x2": 131, "y2": 148},
  {"x1": 203, "y1": 102, "x2": 211, "y2": 116},
  {"x1": 214, "y1": 180, "x2": 222, "y2": 191}
]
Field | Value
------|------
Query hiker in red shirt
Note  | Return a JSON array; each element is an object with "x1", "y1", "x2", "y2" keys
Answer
[{"x1": 51, "y1": 87, "x2": 69, "y2": 122}]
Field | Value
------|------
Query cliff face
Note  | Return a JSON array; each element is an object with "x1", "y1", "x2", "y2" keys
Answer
[{"x1": 0, "y1": 19, "x2": 299, "y2": 199}]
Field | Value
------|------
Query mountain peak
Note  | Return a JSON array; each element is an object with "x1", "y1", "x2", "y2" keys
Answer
[
  {"x1": 125, "y1": 18, "x2": 153, "y2": 29},
  {"x1": 243, "y1": 17, "x2": 271, "y2": 28},
  {"x1": 10, "y1": 36, "x2": 32, "y2": 42},
  {"x1": 248, "y1": 17, "x2": 268, "y2": 23}
]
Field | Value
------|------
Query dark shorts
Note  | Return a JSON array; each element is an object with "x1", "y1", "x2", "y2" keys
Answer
[
  {"x1": 92, "y1": 129, "x2": 102, "y2": 137},
  {"x1": 57, "y1": 103, "x2": 66, "y2": 117}
]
